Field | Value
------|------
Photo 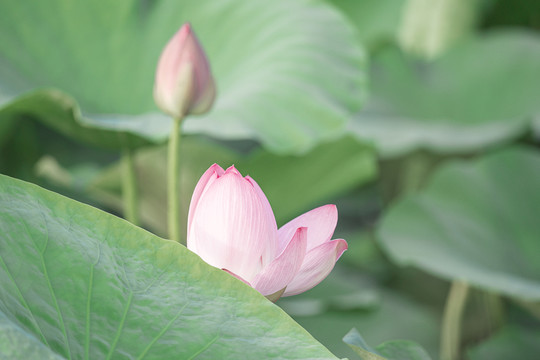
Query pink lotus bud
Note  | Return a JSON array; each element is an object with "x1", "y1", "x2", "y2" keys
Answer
[
  {"x1": 154, "y1": 23, "x2": 216, "y2": 118},
  {"x1": 187, "y1": 164, "x2": 348, "y2": 300}
]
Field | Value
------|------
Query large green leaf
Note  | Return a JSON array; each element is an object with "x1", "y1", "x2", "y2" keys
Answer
[
  {"x1": 0, "y1": 0, "x2": 366, "y2": 153},
  {"x1": 0, "y1": 174, "x2": 338, "y2": 359},
  {"x1": 0, "y1": 312, "x2": 63, "y2": 360},
  {"x1": 0, "y1": 90, "x2": 160, "y2": 149},
  {"x1": 349, "y1": 30, "x2": 540, "y2": 157},
  {"x1": 377, "y1": 146, "x2": 540, "y2": 300}
]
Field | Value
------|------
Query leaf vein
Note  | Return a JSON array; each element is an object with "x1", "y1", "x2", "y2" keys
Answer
[
  {"x1": 85, "y1": 242, "x2": 101, "y2": 360},
  {"x1": 136, "y1": 303, "x2": 188, "y2": 360},
  {"x1": 105, "y1": 291, "x2": 134, "y2": 360},
  {"x1": 0, "y1": 250, "x2": 50, "y2": 347},
  {"x1": 186, "y1": 334, "x2": 220, "y2": 360},
  {"x1": 40, "y1": 212, "x2": 72, "y2": 359}
]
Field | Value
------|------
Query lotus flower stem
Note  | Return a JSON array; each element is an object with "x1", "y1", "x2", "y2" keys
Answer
[
  {"x1": 155, "y1": 24, "x2": 216, "y2": 242},
  {"x1": 168, "y1": 116, "x2": 183, "y2": 242},
  {"x1": 440, "y1": 280, "x2": 469, "y2": 360},
  {"x1": 121, "y1": 143, "x2": 139, "y2": 225}
]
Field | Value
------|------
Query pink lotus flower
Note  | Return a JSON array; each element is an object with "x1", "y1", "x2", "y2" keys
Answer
[
  {"x1": 154, "y1": 23, "x2": 216, "y2": 118},
  {"x1": 187, "y1": 164, "x2": 347, "y2": 300}
]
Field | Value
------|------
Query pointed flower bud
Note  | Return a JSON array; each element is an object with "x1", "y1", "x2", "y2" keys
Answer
[
  {"x1": 154, "y1": 23, "x2": 216, "y2": 118},
  {"x1": 187, "y1": 164, "x2": 348, "y2": 301}
]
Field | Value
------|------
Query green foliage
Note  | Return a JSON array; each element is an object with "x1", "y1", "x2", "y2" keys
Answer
[
  {"x1": 82, "y1": 136, "x2": 377, "y2": 237},
  {"x1": 2, "y1": 1, "x2": 540, "y2": 359},
  {"x1": 326, "y1": 0, "x2": 405, "y2": 50},
  {"x1": 279, "y1": 269, "x2": 440, "y2": 359},
  {"x1": 0, "y1": 0, "x2": 366, "y2": 153},
  {"x1": 350, "y1": 31, "x2": 540, "y2": 157},
  {"x1": 0, "y1": 90, "x2": 159, "y2": 149},
  {"x1": 0, "y1": 174, "x2": 338, "y2": 359},
  {"x1": 0, "y1": 312, "x2": 63, "y2": 360},
  {"x1": 468, "y1": 325, "x2": 540, "y2": 360},
  {"x1": 343, "y1": 328, "x2": 432, "y2": 360},
  {"x1": 378, "y1": 147, "x2": 540, "y2": 300}
]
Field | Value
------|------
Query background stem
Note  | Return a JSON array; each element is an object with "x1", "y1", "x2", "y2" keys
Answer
[
  {"x1": 168, "y1": 117, "x2": 182, "y2": 242},
  {"x1": 121, "y1": 144, "x2": 139, "y2": 225},
  {"x1": 440, "y1": 280, "x2": 469, "y2": 360}
]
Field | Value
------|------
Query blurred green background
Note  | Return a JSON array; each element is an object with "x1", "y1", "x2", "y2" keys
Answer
[{"x1": 1, "y1": 0, "x2": 540, "y2": 359}]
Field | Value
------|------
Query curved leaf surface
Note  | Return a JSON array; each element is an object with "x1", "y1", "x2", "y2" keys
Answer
[
  {"x1": 349, "y1": 31, "x2": 540, "y2": 157},
  {"x1": 0, "y1": 90, "x2": 163, "y2": 149},
  {"x1": 377, "y1": 147, "x2": 540, "y2": 300},
  {"x1": 0, "y1": 175, "x2": 337, "y2": 359},
  {"x1": 0, "y1": 0, "x2": 366, "y2": 153},
  {"x1": 0, "y1": 312, "x2": 64, "y2": 360}
]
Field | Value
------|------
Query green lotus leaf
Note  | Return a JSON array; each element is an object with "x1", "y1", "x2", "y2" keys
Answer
[
  {"x1": 0, "y1": 0, "x2": 366, "y2": 153},
  {"x1": 0, "y1": 174, "x2": 338, "y2": 359},
  {"x1": 349, "y1": 31, "x2": 540, "y2": 157},
  {"x1": 377, "y1": 146, "x2": 540, "y2": 300}
]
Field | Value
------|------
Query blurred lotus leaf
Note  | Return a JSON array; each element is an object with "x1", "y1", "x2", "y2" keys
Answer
[
  {"x1": 0, "y1": 0, "x2": 366, "y2": 153},
  {"x1": 350, "y1": 30, "x2": 540, "y2": 157},
  {"x1": 378, "y1": 146, "x2": 540, "y2": 300},
  {"x1": 467, "y1": 325, "x2": 540, "y2": 360}
]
